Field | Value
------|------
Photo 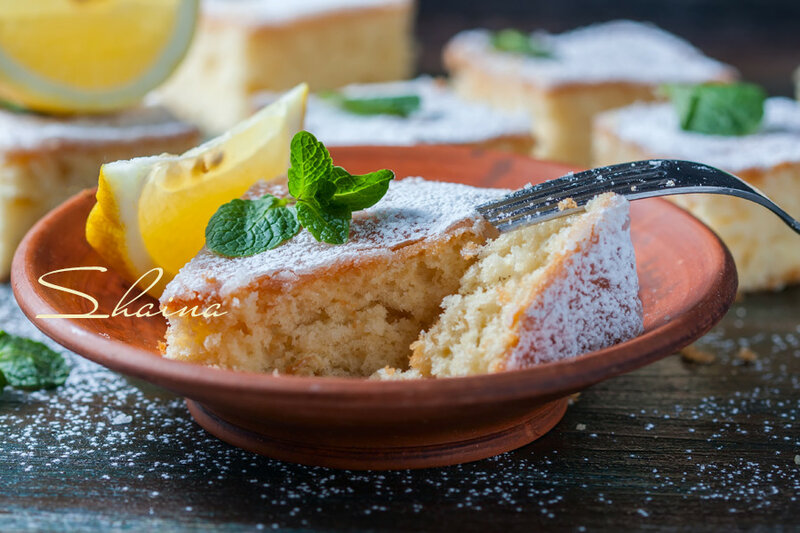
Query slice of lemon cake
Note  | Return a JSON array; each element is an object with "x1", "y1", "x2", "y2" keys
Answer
[
  {"x1": 160, "y1": 178, "x2": 501, "y2": 376},
  {"x1": 160, "y1": 179, "x2": 642, "y2": 378},
  {"x1": 253, "y1": 77, "x2": 534, "y2": 154},
  {"x1": 443, "y1": 20, "x2": 735, "y2": 166},
  {"x1": 157, "y1": 0, "x2": 415, "y2": 134},
  {"x1": 408, "y1": 193, "x2": 642, "y2": 377},
  {"x1": 593, "y1": 97, "x2": 800, "y2": 291},
  {"x1": 0, "y1": 105, "x2": 199, "y2": 280}
]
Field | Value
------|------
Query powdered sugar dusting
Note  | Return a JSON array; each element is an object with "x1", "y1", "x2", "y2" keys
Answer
[
  {"x1": 255, "y1": 77, "x2": 531, "y2": 146},
  {"x1": 596, "y1": 97, "x2": 800, "y2": 172},
  {"x1": 509, "y1": 194, "x2": 643, "y2": 367},
  {"x1": 447, "y1": 20, "x2": 734, "y2": 89},
  {"x1": 203, "y1": 0, "x2": 408, "y2": 25},
  {"x1": 162, "y1": 178, "x2": 504, "y2": 301},
  {"x1": 0, "y1": 106, "x2": 196, "y2": 152}
]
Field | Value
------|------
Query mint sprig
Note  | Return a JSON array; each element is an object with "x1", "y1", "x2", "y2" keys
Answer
[
  {"x1": 320, "y1": 91, "x2": 421, "y2": 118},
  {"x1": 205, "y1": 131, "x2": 394, "y2": 257},
  {"x1": 662, "y1": 82, "x2": 767, "y2": 136},
  {"x1": 0, "y1": 331, "x2": 70, "y2": 391},
  {"x1": 490, "y1": 29, "x2": 553, "y2": 58}
]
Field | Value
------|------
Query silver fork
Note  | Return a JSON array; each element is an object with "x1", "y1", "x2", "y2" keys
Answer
[{"x1": 477, "y1": 159, "x2": 800, "y2": 234}]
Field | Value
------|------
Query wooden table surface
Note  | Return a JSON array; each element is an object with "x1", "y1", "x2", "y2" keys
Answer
[{"x1": 1, "y1": 280, "x2": 798, "y2": 531}]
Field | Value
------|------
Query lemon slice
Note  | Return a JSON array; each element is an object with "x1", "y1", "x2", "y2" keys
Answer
[
  {"x1": 86, "y1": 83, "x2": 308, "y2": 296},
  {"x1": 0, "y1": 0, "x2": 198, "y2": 113}
]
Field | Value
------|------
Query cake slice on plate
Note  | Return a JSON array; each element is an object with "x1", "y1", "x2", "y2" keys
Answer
[
  {"x1": 160, "y1": 178, "x2": 642, "y2": 377},
  {"x1": 409, "y1": 193, "x2": 641, "y2": 377},
  {"x1": 443, "y1": 20, "x2": 735, "y2": 166},
  {"x1": 252, "y1": 77, "x2": 534, "y2": 154},
  {"x1": 0, "y1": 105, "x2": 198, "y2": 280},
  {"x1": 157, "y1": 0, "x2": 416, "y2": 134},
  {"x1": 594, "y1": 96, "x2": 800, "y2": 292}
]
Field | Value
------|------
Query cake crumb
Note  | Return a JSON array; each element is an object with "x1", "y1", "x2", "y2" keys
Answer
[
  {"x1": 736, "y1": 347, "x2": 758, "y2": 364},
  {"x1": 558, "y1": 197, "x2": 578, "y2": 210},
  {"x1": 576, "y1": 423, "x2": 587, "y2": 431},
  {"x1": 568, "y1": 392, "x2": 581, "y2": 405},
  {"x1": 680, "y1": 344, "x2": 715, "y2": 364},
  {"x1": 460, "y1": 240, "x2": 482, "y2": 259}
]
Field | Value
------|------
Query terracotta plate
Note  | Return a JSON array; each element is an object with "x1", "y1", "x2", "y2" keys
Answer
[{"x1": 11, "y1": 146, "x2": 737, "y2": 470}]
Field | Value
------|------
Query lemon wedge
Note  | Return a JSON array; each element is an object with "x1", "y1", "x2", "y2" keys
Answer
[
  {"x1": 86, "y1": 83, "x2": 308, "y2": 296},
  {"x1": 0, "y1": 0, "x2": 198, "y2": 113}
]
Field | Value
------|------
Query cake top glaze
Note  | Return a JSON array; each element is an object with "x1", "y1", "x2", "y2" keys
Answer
[
  {"x1": 596, "y1": 97, "x2": 800, "y2": 172},
  {"x1": 253, "y1": 77, "x2": 531, "y2": 146},
  {"x1": 203, "y1": 0, "x2": 408, "y2": 25},
  {"x1": 162, "y1": 178, "x2": 504, "y2": 301},
  {"x1": 0, "y1": 105, "x2": 196, "y2": 151},
  {"x1": 446, "y1": 20, "x2": 735, "y2": 89}
]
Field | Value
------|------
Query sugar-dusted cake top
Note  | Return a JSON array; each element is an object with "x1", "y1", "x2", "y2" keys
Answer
[
  {"x1": 162, "y1": 178, "x2": 504, "y2": 301},
  {"x1": 0, "y1": 105, "x2": 196, "y2": 152},
  {"x1": 596, "y1": 97, "x2": 800, "y2": 173},
  {"x1": 256, "y1": 77, "x2": 530, "y2": 147},
  {"x1": 203, "y1": 0, "x2": 409, "y2": 25},
  {"x1": 447, "y1": 20, "x2": 735, "y2": 89}
]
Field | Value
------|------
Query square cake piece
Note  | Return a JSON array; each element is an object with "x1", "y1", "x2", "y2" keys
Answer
[
  {"x1": 443, "y1": 20, "x2": 735, "y2": 166},
  {"x1": 594, "y1": 97, "x2": 800, "y2": 292},
  {"x1": 0, "y1": 106, "x2": 199, "y2": 279},
  {"x1": 252, "y1": 77, "x2": 534, "y2": 154},
  {"x1": 157, "y1": 0, "x2": 416, "y2": 134},
  {"x1": 160, "y1": 178, "x2": 642, "y2": 378}
]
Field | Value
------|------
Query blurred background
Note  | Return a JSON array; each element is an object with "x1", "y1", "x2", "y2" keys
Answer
[{"x1": 417, "y1": 0, "x2": 800, "y2": 96}]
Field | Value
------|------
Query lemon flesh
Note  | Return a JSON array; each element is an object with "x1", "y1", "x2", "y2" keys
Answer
[
  {"x1": 86, "y1": 83, "x2": 309, "y2": 296},
  {"x1": 0, "y1": 0, "x2": 198, "y2": 113}
]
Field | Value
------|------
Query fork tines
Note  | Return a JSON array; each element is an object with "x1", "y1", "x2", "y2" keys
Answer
[{"x1": 477, "y1": 160, "x2": 673, "y2": 233}]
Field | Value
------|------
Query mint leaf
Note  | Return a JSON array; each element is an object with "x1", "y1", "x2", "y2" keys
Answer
[
  {"x1": 330, "y1": 167, "x2": 394, "y2": 211},
  {"x1": 336, "y1": 94, "x2": 421, "y2": 117},
  {"x1": 490, "y1": 29, "x2": 553, "y2": 58},
  {"x1": 0, "y1": 331, "x2": 70, "y2": 390},
  {"x1": 205, "y1": 195, "x2": 300, "y2": 257},
  {"x1": 296, "y1": 199, "x2": 351, "y2": 245},
  {"x1": 205, "y1": 131, "x2": 393, "y2": 256},
  {"x1": 287, "y1": 130, "x2": 335, "y2": 202},
  {"x1": 663, "y1": 82, "x2": 766, "y2": 136}
]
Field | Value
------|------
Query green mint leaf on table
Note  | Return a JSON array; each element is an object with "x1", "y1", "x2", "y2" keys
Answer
[
  {"x1": 205, "y1": 195, "x2": 300, "y2": 257},
  {"x1": 296, "y1": 199, "x2": 351, "y2": 245},
  {"x1": 330, "y1": 167, "x2": 394, "y2": 211},
  {"x1": 320, "y1": 91, "x2": 421, "y2": 117},
  {"x1": 204, "y1": 131, "x2": 394, "y2": 257},
  {"x1": 0, "y1": 331, "x2": 70, "y2": 391},
  {"x1": 491, "y1": 29, "x2": 553, "y2": 58},
  {"x1": 662, "y1": 82, "x2": 766, "y2": 136}
]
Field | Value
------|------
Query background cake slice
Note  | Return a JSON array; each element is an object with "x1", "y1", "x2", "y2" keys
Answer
[
  {"x1": 593, "y1": 97, "x2": 800, "y2": 291},
  {"x1": 156, "y1": 0, "x2": 416, "y2": 134},
  {"x1": 253, "y1": 77, "x2": 534, "y2": 154},
  {"x1": 443, "y1": 20, "x2": 736, "y2": 166},
  {"x1": 410, "y1": 193, "x2": 642, "y2": 377},
  {"x1": 0, "y1": 105, "x2": 199, "y2": 280}
]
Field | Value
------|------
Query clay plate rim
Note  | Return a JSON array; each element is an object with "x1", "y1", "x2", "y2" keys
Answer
[{"x1": 11, "y1": 146, "x2": 738, "y2": 408}]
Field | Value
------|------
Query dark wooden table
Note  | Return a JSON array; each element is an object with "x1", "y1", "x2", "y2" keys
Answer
[{"x1": 1, "y1": 280, "x2": 798, "y2": 531}]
